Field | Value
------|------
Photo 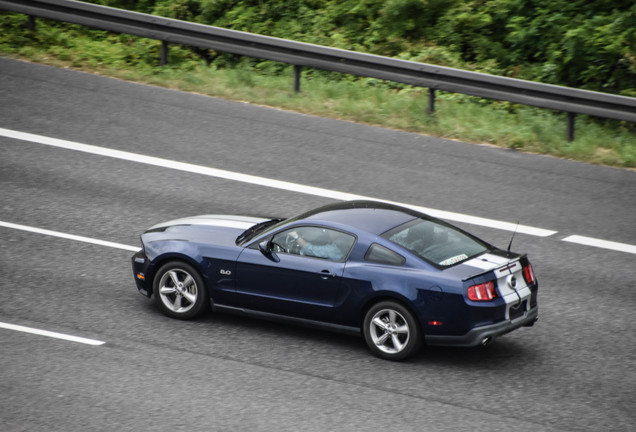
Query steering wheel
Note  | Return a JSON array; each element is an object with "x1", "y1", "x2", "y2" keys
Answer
[
  {"x1": 270, "y1": 240, "x2": 287, "y2": 253},
  {"x1": 286, "y1": 233, "x2": 302, "y2": 255},
  {"x1": 271, "y1": 233, "x2": 301, "y2": 254}
]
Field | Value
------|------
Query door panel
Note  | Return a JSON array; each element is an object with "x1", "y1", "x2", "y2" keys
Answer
[{"x1": 235, "y1": 248, "x2": 345, "y2": 321}]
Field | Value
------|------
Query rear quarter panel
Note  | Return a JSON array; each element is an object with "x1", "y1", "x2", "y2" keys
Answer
[{"x1": 337, "y1": 259, "x2": 462, "y2": 329}]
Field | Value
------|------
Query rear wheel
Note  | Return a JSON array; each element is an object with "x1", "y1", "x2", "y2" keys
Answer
[
  {"x1": 153, "y1": 261, "x2": 209, "y2": 320},
  {"x1": 363, "y1": 301, "x2": 421, "y2": 361}
]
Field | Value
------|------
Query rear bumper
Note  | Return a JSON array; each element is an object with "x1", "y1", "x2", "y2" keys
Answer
[{"x1": 424, "y1": 306, "x2": 538, "y2": 347}]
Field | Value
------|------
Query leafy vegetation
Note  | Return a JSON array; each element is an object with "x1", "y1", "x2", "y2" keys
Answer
[
  {"x1": 1, "y1": 0, "x2": 635, "y2": 168},
  {"x1": 87, "y1": 0, "x2": 636, "y2": 95}
]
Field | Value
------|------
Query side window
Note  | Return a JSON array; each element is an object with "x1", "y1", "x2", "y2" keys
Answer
[
  {"x1": 271, "y1": 227, "x2": 355, "y2": 262},
  {"x1": 365, "y1": 243, "x2": 406, "y2": 266}
]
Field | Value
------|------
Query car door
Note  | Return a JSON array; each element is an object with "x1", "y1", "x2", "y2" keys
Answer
[{"x1": 235, "y1": 226, "x2": 355, "y2": 322}]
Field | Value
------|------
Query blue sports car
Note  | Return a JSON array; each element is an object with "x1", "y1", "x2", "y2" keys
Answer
[{"x1": 132, "y1": 201, "x2": 538, "y2": 360}]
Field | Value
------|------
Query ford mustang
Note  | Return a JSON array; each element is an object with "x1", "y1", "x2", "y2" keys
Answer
[{"x1": 132, "y1": 200, "x2": 538, "y2": 360}]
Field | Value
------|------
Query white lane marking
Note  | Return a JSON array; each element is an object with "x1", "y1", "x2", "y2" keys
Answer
[
  {"x1": 0, "y1": 128, "x2": 556, "y2": 237},
  {"x1": 562, "y1": 235, "x2": 636, "y2": 255},
  {"x1": 3, "y1": 128, "x2": 636, "y2": 255},
  {"x1": 0, "y1": 322, "x2": 106, "y2": 346},
  {"x1": 0, "y1": 221, "x2": 140, "y2": 252}
]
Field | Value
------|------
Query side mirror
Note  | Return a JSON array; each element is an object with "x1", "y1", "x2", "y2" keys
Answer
[
  {"x1": 258, "y1": 239, "x2": 270, "y2": 254},
  {"x1": 258, "y1": 239, "x2": 280, "y2": 262}
]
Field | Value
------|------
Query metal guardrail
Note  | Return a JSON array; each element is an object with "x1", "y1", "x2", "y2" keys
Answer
[{"x1": 3, "y1": 0, "x2": 636, "y2": 141}]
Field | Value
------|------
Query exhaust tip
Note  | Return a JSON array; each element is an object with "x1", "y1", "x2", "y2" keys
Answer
[{"x1": 480, "y1": 336, "x2": 493, "y2": 346}]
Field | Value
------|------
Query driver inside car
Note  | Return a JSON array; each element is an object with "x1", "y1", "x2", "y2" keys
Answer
[{"x1": 289, "y1": 229, "x2": 345, "y2": 261}]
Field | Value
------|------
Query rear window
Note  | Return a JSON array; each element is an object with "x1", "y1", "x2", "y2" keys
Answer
[{"x1": 382, "y1": 218, "x2": 489, "y2": 267}]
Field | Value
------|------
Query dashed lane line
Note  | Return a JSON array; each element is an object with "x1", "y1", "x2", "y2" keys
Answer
[
  {"x1": 562, "y1": 235, "x2": 636, "y2": 255},
  {"x1": 0, "y1": 221, "x2": 140, "y2": 252},
  {"x1": 3, "y1": 127, "x2": 636, "y2": 255},
  {"x1": 0, "y1": 322, "x2": 106, "y2": 346},
  {"x1": 0, "y1": 127, "x2": 555, "y2": 237}
]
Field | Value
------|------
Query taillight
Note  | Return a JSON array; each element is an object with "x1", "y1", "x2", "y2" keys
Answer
[
  {"x1": 468, "y1": 281, "x2": 497, "y2": 301},
  {"x1": 523, "y1": 264, "x2": 536, "y2": 285}
]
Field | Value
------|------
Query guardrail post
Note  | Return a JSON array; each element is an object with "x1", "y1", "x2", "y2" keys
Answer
[
  {"x1": 567, "y1": 112, "x2": 576, "y2": 141},
  {"x1": 294, "y1": 65, "x2": 302, "y2": 93},
  {"x1": 160, "y1": 41, "x2": 169, "y2": 65},
  {"x1": 427, "y1": 89, "x2": 436, "y2": 115},
  {"x1": 27, "y1": 15, "x2": 36, "y2": 31}
]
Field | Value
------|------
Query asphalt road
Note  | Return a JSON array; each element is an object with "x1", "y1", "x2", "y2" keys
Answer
[{"x1": 1, "y1": 57, "x2": 635, "y2": 432}]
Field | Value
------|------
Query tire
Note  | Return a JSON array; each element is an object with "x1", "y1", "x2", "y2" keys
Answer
[
  {"x1": 153, "y1": 261, "x2": 209, "y2": 320},
  {"x1": 363, "y1": 301, "x2": 421, "y2": 361}
]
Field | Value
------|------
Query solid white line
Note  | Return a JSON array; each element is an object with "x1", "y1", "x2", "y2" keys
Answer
[
  {"x1": 0, "y1": 221, "x2": 140, "y2": 252},
  {"x1": 562, "y1": 235, "x2": 636, "y2": 255},
  {"x1": 0, "y1": 127, "x2": 557, "y2": 237},
  {"x1": 0, "y1": 322, "x2": 106, "y2": 346}
]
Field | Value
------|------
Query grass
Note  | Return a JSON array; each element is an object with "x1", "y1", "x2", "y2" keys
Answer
[{"x1": 2, "y1": 13, "x2": 635, "y2": 169}]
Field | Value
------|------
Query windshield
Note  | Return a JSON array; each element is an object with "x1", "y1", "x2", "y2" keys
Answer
[
  {"x1": 236, "y1": 218, "x2": 285, "y2": 245},
  {"x1": 382, "y1": 218, "x2": 490, "y2": 267}
]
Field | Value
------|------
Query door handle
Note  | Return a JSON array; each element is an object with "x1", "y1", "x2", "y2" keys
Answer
[{"x1": 319, "y1": 270, "x2": 336, "y2": 279}]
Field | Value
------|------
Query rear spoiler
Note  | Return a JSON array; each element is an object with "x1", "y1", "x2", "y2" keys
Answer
[{"x1": 461, "y1": 254, "x2": 527, "y2": 282}]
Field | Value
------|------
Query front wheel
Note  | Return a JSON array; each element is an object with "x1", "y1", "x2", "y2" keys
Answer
[
  {"x1": 153, "y1": 261, "x2": 209, "y2": 320},
  {"x1": 363, "y1": 301, "x2": 421, "y2": 361}
]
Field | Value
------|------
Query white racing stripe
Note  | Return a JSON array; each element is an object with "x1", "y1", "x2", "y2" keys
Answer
[
  {"x1": 0, "y1": 221, "x2": 140, "y2": 252},
  {"x1": 149, "y1": 215, "x2": 267, "y2": 230},
  {"x1": 562, "y1": 235, "x2": 636, "y2": 255},
  {"x1": 0, "y1": 127, "x2": 555, "y2": 237},
  {"x1": 0, "y1": 321, "x2": 106, "y2": 346},
  {"x1": 462, "y1": 253, "x2": 512, "y2": 271}
]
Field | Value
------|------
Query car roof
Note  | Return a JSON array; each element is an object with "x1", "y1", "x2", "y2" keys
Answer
[{"x1": 296, "y1": 201, "x2": 420, "y2": 235}]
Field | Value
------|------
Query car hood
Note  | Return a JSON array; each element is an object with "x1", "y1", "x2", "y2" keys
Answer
[
  {"x1": 148, "y1": 214, "x2": 268, "y2": 231},
  {"x1": 141, "y1": 215, "x2": 271, "y2": 261}
]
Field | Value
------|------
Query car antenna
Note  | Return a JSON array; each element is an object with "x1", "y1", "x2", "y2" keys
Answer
[{"x1": 507, "y1": 222, "x2": 519, "y2": 257}]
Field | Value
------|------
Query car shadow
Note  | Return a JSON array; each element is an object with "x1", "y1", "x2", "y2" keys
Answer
[
  {"x1": 139, "y1": 299, "x2": 538, "y2": 367},
  {"x1": 411, "y1": 338, "x2": 540, "y2": 368}
]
